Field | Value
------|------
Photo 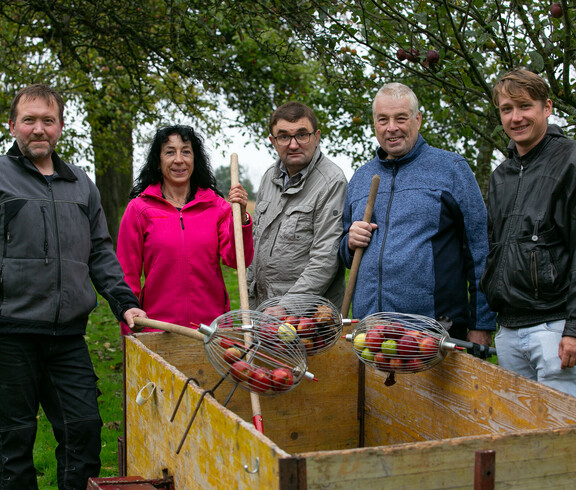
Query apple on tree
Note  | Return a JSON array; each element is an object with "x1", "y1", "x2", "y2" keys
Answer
[{"x1": 550, "y1": 2, "x2": 563, "y2": 18}]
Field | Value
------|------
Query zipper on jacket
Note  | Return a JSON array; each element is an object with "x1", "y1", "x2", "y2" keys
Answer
[
  {"x1": 47, "y1": 181, "x2": 62, "y2": 329},
  {"x1": 180, "y1": 211, "x2": 184, "y2": 230},
  {"x1": 378, "y1": 165, "x2": 398, "y2": 312},
  {"x1": 41, "y1": 206, "x2": 49, "y2": 264}
]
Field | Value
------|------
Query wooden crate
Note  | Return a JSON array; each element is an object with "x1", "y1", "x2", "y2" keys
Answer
[{"x1": 123, "y1": 330, "x2": 576, "y2": 489}]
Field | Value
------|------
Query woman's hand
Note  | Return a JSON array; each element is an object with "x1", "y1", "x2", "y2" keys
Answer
[{"x1": 228, "y1": 183, "x2": 249, "y2": 221}]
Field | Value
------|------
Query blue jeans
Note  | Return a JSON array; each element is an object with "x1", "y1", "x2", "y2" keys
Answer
[
  {"x1": 0, "y1": 334, "x2": 102, "y2": 489},
  {"x1": 495, "y1": 321, "x2": 576, "y2": 397}
]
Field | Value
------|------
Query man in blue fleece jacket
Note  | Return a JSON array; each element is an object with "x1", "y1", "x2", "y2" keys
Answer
[{"x1": 339, "y1": 82, "x2": 495, "y2": 344}]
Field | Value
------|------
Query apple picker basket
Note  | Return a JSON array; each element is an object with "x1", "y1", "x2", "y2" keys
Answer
[
  {"x1": 345, "y1": 312, "x2": 469, "y2": 374},
  {"x1": 133, "y1": 311, "x2": 316, "y2": 452},
  {"x1": 257, "y1": 293, "x2": 357, "y2": 356}
]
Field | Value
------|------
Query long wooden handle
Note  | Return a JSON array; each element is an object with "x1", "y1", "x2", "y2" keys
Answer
[
  {"x1": 230, "y1": 153, "x2": 264, "y2": 434},
  {"x1": 133, "y1": 317, "x2": 205, "y2": 342},
  {"x1": 341, "y1": 174, "x2": 380, "y2": 318}
]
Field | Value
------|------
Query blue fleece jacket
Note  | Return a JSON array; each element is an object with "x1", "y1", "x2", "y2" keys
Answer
[{"x1": 339, "y1": 135, "x2": 496, "y2": 332}]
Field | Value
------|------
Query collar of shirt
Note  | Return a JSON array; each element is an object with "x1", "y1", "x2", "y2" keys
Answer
[{"x1": 279, "y1": 162, "x2": 309, "y2": 191}]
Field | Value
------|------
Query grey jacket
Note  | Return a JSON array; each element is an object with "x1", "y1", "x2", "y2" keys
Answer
[
  {"x1": 247, "y1": 146, "x2": 347, "y2": 309},
  {"x1": 0, "y1": 142, "x2": 140, "y2": 335}
]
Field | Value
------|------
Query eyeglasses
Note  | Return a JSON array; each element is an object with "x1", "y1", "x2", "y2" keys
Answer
[{"x1": 272, "y1": 132, "x2": 316, "y2": 146}]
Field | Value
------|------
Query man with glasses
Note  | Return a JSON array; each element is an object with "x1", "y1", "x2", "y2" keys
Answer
[{"x1": 247, "y1": 101, "x2": 348, "y2": 308}]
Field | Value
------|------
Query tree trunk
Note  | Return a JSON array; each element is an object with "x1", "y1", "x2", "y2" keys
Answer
[{"x1": 90, "y1": 116, "x2": 134, "y2": 246}]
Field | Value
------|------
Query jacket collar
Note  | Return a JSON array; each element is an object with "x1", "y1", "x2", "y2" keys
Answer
[
  {"x1": 142, "y1": 182, "x2": 215, "y2": 203},
  {"x1": 272, "y1": 145, "x2": 323, "y2": 192},
  {"x1": 7, "y1": 141, "x2": 77, "y2": 181},
  {"x1": 376, "y1": 134, "x2": 427, "y2": 167}
]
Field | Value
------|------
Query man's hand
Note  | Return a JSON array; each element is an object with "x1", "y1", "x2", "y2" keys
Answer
[
  {"x1": 123, "y1": 308, "x2": 147, "y2": 332},
  {"x1": 348, "y1": 221, "x2": 378, "y2": 251},
  {"x1": 559, "y1": 336, "x2": 576, "y2": 369},
  {"x1": 467, "y1": 330, "x2": 493, "y2": 346}
]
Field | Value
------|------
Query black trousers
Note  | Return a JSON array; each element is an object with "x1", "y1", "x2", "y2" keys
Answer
[{"x1": 0, "y1": 334, "x2": 102, "y2": 489}]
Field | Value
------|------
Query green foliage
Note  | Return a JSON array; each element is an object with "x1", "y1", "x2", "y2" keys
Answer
[{"x1": 214, "y1": 163, "x2": 256, "y2": 199}]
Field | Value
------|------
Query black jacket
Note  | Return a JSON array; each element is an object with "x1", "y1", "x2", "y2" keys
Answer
[
  {"x1": 480, "y1": 125, "x2": 576, "y2": 337},
  {"x1": 0, "y1": 142, "x2": 140, "y2": 335}
]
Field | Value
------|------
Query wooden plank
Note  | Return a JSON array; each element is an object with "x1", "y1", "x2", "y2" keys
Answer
[
  {"x1": 300, "y1": 427, "x2": 576, "y2": 489},
  {"x1": 363, "y1": 351, "x2": 576, "y2": 446}
]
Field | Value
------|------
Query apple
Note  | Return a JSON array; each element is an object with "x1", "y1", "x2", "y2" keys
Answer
[
  {"x1": 258, "y1": 324, "x2": 279, "y2": 343},
  {"x1": 365, "y1": 329, "x2": 385, "y2": 353},
  {"x1": 270, "y1": 367, "x2": 294, "y2": 392},
  {"x1": 278, "y1": 323, "x2": 297, "y2": 342},
  {"x1": 248, "y1": 367, "x2": 272, "y2": 393},
  {"x1": 223, "y1": 346, "x2": 242, "y2": 364},
  {"x1": 404, "y1": 358, "x2": 424, "y2": 372},
  {"x1": 263, "y1": 305, "x2": 287, "y2": 320},
  {"x1": 353, "y1": 333, "x2": 367, "y2": 352},
  {"x1": 383, "y1": 323, "x2": 405, "y2": 341},
  {"x1": 374, "y1": 351, "x2": 390, "y2": 372},
  {"x1": 313, "y1": 304, "x2": 334, "y2": 324},
  {"x1": 301, "y1": 337, "x2": 315, "y2": 353},
  {"x1": 397, "y1": 333, "x2": 419, "y2": 357},
  {"x1": 426, "y1": 49, "x2": 439, "y2": 64},
  {"x1": 388, "y1": 357, "x2": 404, "y2": 371},
  {"x1": 229, "y1": 360, "x2": 252, "y2": 383},
  {"x1": 396, "y1": 48, "x2": 407, "y2": 61},
  {"x1": 285, "y1": 315, "x2": 299, "y2": 327},
  {"x1": 296, "y1": 317, "x2": 315, "y2": 336},
  {"x1": 550, "y1": 3, "x2": 563, "y2": 18},
  {"x1": 419, "y1": 336, "x2": 439, "y2": 358},
  {"x1": 381, "y1": 339, "x2": 397, "y2": 356},
  {"x1": 405, "y1": 48, "x2": 419, "y2": 62},
  {"x1": 361, "y1": 347, "x2": 375, "y2": 363}
]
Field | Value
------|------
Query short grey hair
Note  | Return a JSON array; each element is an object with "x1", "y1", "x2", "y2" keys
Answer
[{"x1": 372, "y1": 83, "x2": 420, "y2": 117}]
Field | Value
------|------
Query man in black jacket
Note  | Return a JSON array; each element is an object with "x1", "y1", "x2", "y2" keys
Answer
[
  {"x1": 0, "y1": 84, "x2": 146, "y2": 488},
  {"x1": 481, "y1": 69, "x2": 576, "y2": 396}
]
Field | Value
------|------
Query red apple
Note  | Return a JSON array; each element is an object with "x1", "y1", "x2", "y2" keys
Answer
[
  {"x1": 397, "y1": 333, "x2": 419, "y2": 357},
  {"x1": 389, "y1": 357, "x2": 404, "y2": 371},
  {"x1": 297, "y1": 317, "x2": 315, "y2": 337},
  {"x1": 365, "y1": 329, "x2": 385, "y2": 353},
  {"x1": 229, "y1": 360, "x2": 253, "y2": 383},
  {"x1": 220, "y1": 337, "x2": 235, "y2": 349},
  {"x1": 248, "y1": 367, "x2": 272, "y2": 393},
  {"x1": 257, "y1": 324, "x2": 279, "y2": 343},
  {"x1": 374, "y1": 352, "x2": 390, "y2": 372},
  {"x1": 550, "y1": 3, "x2": 563, "y2": 18},
  {"x1": 404, "y1": 358, "x2": 424, "y2": 372},
  {"x1": 396, "y1": 48, "x2": 407, "y2": 61},
  {"x1": 263, "y1": 305, "x2": 287, "y2": 320},
  {"x1": 383, "y1": 323, "x2": 405, "y2": 341},
  {"x1": 419, "y1": 336, "x2": 439, "y2": 357},
  {"x1": 270, "y1": 367, "x2": 294, "y2": 392},
  {"x1": 223, "y1": 346, "x2": 242, "y2": 364},
  {"x1": 405, "y1": 48, "x2": 419, "y2": 62},
  {"x1": 426, "y1": 49, "x2": 439, "y2": 64},
  {"x1": 285, "y1": 315, "x2": 299, "y2": 327}
]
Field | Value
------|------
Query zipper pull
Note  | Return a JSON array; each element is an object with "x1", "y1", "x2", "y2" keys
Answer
[{"x1": 180, "y1": 212, "x2": 184, "y2": 230}]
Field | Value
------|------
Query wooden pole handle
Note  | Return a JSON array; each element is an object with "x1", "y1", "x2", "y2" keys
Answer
[
  {"x1": 230, "y1": 153, "x2": 264, "y2": 433},
  {"x1": 133, "y1": 317, "x2": 205, "y2": 342},
  {"x1": 341, "y1": 174, "x2": 380, "y2": 318}
]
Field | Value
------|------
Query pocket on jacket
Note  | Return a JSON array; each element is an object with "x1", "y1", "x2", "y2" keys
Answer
[{"x1": 278, "y1": 205, "x2": 314, "y2": 241}]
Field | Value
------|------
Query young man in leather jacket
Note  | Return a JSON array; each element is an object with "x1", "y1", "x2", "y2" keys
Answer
[{"x1": 481, "y1": 69, "x2": 576, "y2": 396}]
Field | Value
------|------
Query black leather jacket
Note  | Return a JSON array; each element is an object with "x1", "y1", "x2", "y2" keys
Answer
[{"x1": 480, "y1": 125, "x2": 576, "y2": 337}]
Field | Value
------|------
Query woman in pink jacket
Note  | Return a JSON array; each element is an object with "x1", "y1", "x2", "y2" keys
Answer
[{"x1": 117, "y1": 125, "x2": 253, "y2": 335}]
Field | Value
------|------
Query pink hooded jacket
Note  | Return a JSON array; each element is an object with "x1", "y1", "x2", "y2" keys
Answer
[{"x1": 117, "y1": 182, "x2": 253, "y2": 335}]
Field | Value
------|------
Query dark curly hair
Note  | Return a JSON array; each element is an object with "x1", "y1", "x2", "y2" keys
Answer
[{"x1": 130, "y1": 125, "x2": 222, "y2": 199}]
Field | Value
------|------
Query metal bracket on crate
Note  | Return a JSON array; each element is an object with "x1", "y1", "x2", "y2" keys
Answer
[{"x1": 171, "y1": 375, "x2": 231, "y2": 454}]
